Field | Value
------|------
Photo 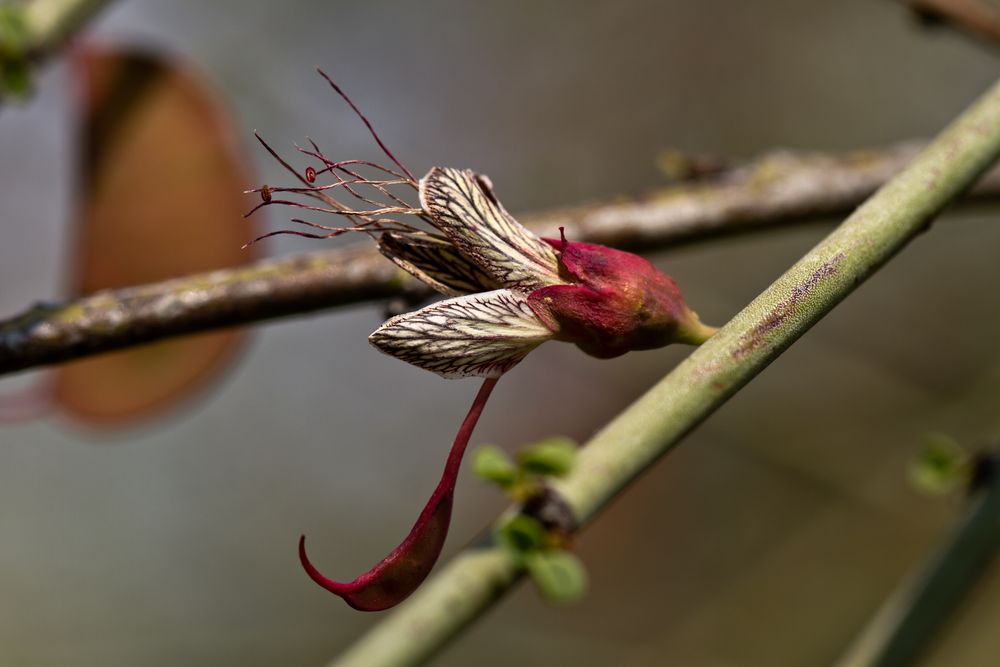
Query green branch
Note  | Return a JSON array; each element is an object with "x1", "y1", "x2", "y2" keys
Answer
[
  {"x1": 329, "y1": 78, "x2": 1000, "y2": 667},
  {"x1": 834, "y1": 456, "x2": 1000, "y2": 667}
]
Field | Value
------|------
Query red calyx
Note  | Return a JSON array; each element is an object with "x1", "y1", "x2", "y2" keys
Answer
[{"x1": 527, "y1": 238, "x2": 714, "y2": 358}]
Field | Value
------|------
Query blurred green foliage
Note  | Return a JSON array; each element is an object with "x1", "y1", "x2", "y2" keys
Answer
[{"x1": 0, "y1": 5, "x2": 31, "y2": 99}]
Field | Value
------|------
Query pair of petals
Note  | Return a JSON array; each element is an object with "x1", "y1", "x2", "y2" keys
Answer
[{"x1": 371, "y1": 167, "x2": 565, "y2": 378}]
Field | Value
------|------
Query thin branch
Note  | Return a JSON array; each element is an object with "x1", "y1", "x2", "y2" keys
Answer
[
  {"x1": 901, "y1": 0, "x2": 1000, "y2": 49},
  {"x1": 0, "y1": 247, "x2": 414, "y2": 375},
  {"x1": 526, "y1": 141, "x2": 1000, "y2": 249},
  {"x1": 834, "y1": 456, "x2": 1000, "y2": 667},
  {"x1": 3, "y1": 142, "x2": 1000, "y2": 377},
  {"x1": 328, "y1": 78, "x2": 1000, "y2": 667}
]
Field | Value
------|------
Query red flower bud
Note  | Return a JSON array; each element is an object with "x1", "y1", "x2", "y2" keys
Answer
[{"x1": 527, "y1": 238, "x2": 716, "y2": 358}]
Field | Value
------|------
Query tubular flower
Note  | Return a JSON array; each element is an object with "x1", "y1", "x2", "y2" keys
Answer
[{"x1": 248, "y1": 73, "x2": 716, "y2": 612}]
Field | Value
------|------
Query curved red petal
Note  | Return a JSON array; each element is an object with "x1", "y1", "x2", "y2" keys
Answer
[{"x1": 299, "y1": 377, "x2": 499, "y2": 611}]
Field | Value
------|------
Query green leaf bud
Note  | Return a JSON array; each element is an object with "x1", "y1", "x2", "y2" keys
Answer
[
  {"x1": 518, "y1": 436, "x2": 578, "y2": 477},
  {"x1": 525, "y1": 550, "x2": 588, "y2": 604},
  {"x1": 473, "y1": 445, "x2": 519, "y2": 487}
]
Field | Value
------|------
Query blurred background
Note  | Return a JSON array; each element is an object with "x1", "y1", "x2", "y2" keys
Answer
[{"x1": 2, "y1": 1, "x2": 1000, "y2": 665}]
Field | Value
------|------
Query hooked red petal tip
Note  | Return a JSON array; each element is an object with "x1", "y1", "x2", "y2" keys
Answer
[{"x1": 298, "y1": 535, "x2": 351, "y2": 597}]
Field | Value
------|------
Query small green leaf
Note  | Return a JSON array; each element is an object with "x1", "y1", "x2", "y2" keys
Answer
[
  {"x1": 518, "y1": 436, "x2": 578, "y2": 477},
  {"x1": 495, "y1": 515, "x2": 546, "y2": 554},
  {"x1": 0, "y1": 59, "x2": 30, "y2": 97},
  {"x1": 525, "y1": 550, "x2": 588, "y2": 604},
  {"x1": 0, "y1": 4, "x2": 32, "y2": 100},
  {"x1": 473, "y1": 445, "x2": 518, "y2": 487},
  {"x1": 0, "y1": 5, "x2": 30, "y2": 55},
  {"x1": 909, "y1": 432, "x2": 968, "y2": 496}
]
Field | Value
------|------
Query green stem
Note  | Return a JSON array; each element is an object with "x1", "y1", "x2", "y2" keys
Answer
[
  {"x1": 833, "y1": 457, "x2": 1000, "y2": 667},
  {"x1": 330, "y1": 77, "x2": 1000, "y2": 667}
]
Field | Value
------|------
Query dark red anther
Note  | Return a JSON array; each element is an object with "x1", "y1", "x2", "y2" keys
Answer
[
  {"x1": 260, "y1": 184, "x2": 272, "y2": 203},
  {"x1": 304, "y1": 166, "x2": 317, "y2": 183}
]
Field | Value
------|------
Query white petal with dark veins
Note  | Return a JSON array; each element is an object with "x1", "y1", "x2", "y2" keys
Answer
[
  {"x1": 419, "y1": 167, "x2": 562, "y2": 293},
  {"x1": 378, "y1": 231, "x2": 500, "y2": 296},
  {"x1": 368, "y1": 288, "x2": 553, "y2": 378}
]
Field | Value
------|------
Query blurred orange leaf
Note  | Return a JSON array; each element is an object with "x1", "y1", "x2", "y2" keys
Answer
[{"x1": 52, "y1": 45, "x2": 257, "y2": 426}]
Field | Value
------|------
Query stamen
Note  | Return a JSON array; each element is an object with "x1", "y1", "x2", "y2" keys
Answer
[
  {"x1": 253, "y1": 131, "x2": 348, "y2": 214},
  {"x1": 316, "y1": 68, "x2": 417, "y2": 183},
  {"x1": 246, "y1": 79, "x2": 429, "y2": 248}
]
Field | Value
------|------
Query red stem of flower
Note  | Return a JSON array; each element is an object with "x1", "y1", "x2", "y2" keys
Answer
[{"x1": 298, "y1": 376, "x2": 500, "y2": 611}]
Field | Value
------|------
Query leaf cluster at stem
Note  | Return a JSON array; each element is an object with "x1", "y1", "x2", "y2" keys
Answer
[{"x1": 474, "y1": 437, "x2": 587, "y2": 604}]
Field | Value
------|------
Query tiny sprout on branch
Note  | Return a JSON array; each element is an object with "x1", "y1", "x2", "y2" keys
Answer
[
  {"x1": 476, "y1": 439, "x2": 584, "y2": 599},
  {"x1": 474, "y1": 436, "x2": 578, "y2": 503},
  {"x1": 486, "y1": 451, "x2": 587, "y2": 607},
  {"x1": 910, "y1": 432, "x2": 971, "y2": 496},
  {"x1": 246, "y1": 70, "x2": 718, "y2": 612}
]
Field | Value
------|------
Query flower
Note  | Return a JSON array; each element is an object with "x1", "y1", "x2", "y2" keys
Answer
[
  {"x1": 248, "y1": 72, "x2": 716, "y2": 611},
  {"x1": 368, "y1": 167, "x2": 716, "y2": 377}
]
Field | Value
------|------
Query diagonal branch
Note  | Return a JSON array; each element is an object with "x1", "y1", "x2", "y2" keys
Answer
[
  {"x1": 327, "y1": 78, "x2": 1000, "y2": 667},
  {"x1": 3, "y1": 141, "x2": 1000, "y2": 377},
  {"x1": 833, "y1": 455, "x2": 1000, "y2": 667}
]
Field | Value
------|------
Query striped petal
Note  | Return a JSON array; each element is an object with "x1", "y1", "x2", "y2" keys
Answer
[
  {"x1": 419, "y1": 167, "x2": 562, "y2": 293},
  {"x1": 369, "y1": 289, "x2": 553, "y2": 378},
  {"x1": 378, "y1": 231, "x2": 500, "y2": 296}
]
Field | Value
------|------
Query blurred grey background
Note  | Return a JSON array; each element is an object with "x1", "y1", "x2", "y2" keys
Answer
[{"x1": 2, "y1": 1, "x2": 1000, "y2": 665}]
